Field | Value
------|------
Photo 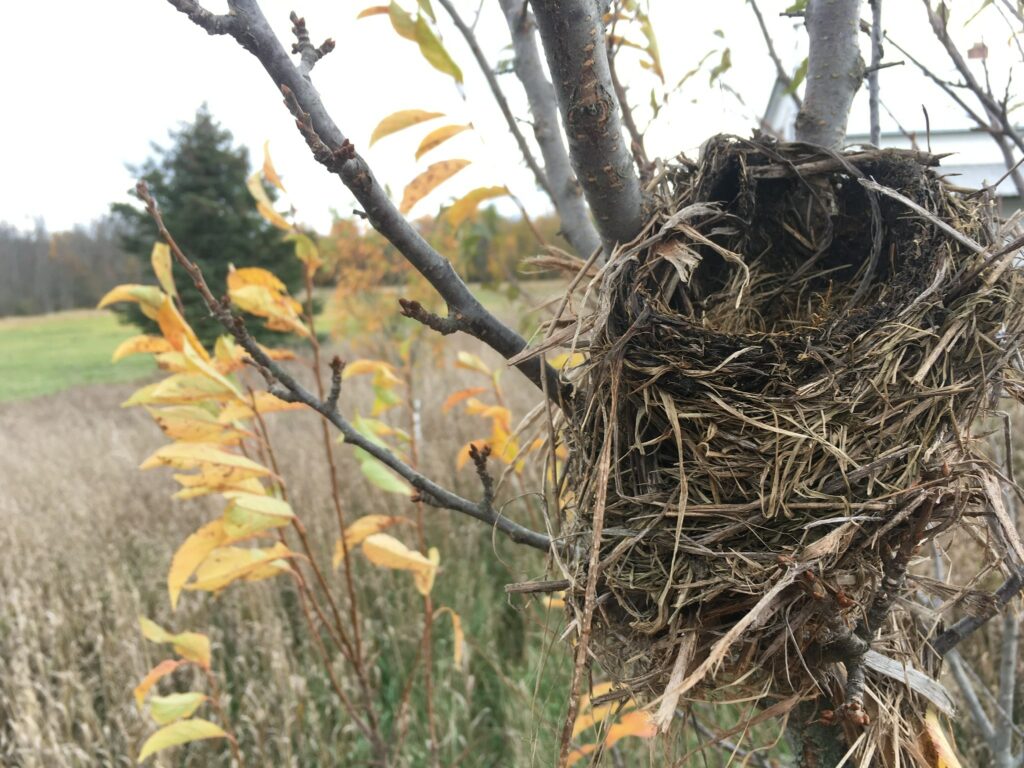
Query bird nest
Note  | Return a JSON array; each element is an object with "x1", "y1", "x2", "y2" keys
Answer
[{"x1": 557, "y1": 136, "x2": 1024, "y2": 754}]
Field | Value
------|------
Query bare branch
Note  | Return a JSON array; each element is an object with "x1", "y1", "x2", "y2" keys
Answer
[
  {"x1": 397, "y1": 297, "x2": 464, "y2": 336},
  {"x1": 326, "y1": 355, "x2": 344, "y2": 412},
  {"x1": 497, "y1": 0, "x2": 602, "y2": 258},
  {"x1": 165, "y1": 0, "x2": 238, "y2": 35},
  {"x1": 530, "y1": 0, "x2": 644, "y2": 250},
  {"x1": 136, "y1": 181, "x2": 552, "y2": 553},
  {"x1": 748, "y1": 0, "x2": 802, "y2": 110},
  {"x1": 165, "y1": 0, "x2": 568, "y2": 408},
  {"x1": 795, "y1": 0, "x2": 865, "y2": 148},
  {"x1": 433, "y1": 0, "x2": 553, "y2": 200},
  {"x1": 933, "y1": 571, "x2": 1024, "y2": 655},
  {"x1": 289, "y1": 11, "x2": 334, "y2": 76},
  {"x1": 868, "y1": 0, "x2": 883, "y2": 146},
  {"x1": 606, "y1": 35, "x2": 651, "y2": 179}
]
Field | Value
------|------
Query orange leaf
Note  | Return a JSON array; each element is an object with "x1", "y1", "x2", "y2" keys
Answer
[
  {"x1": 357, "y1": 5, "x2": 390, "y2": 19},
  {"x1": 444, "y1": 186, "x2": 508, "y2": 229},
  {"x1": 442, "y1": 386, "x2": 488, "y2": 413},
  {"x1": 262, "y1": 141, "x2": 286, "y2": 192},
  {"x1": 400, "y1": 159, "x2": 471, "y2": 214},
  {"x1": 138, "y1": 618, "x2": 211, "y2": 669},
  {"x1": 333, "y1": 515, "x2": 410, "y2": 568},
  {"x1": 112, "y1": 335, "x2": 174, "y2": 362},
  {"x1": 168, "y1": 520, "x2": 228, "y2": 610},
  {"x1": 134, "y1": 659, "x2": 185, "y2": 707}
]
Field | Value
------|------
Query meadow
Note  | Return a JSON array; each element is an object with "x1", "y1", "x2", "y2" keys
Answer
[{"x1": 0, "y1": 297, "x2": 1011, "y2": 767}]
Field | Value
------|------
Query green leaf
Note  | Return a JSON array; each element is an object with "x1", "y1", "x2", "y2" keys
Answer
[
  {"x1": 417, "y1": 0, "x2": 436, "y2": 21},
  {"x1": 786, "y1": 57, "x2": 808, "y2": 95},
  {"x1": 149, "y1": 693, "x2": 207, "y2": 725},
  {"x1": 784, "y1": 0, "x2": 808, "y2": 12},
  {"x1": 388, "y1": 1, "x2": 417, "y2": 41},
  {"x1": 137, "y1": 718, "x2": 227, "y2": 762},
  {"x1": 360, "y1": 460, "x2": 413, "y2": 495},
  {"x1": 709, "y1": 48, "x2": 732, "y2": 85},
  {"x1": 414, "y1": 16, "x2": 463, "y2": 83}
]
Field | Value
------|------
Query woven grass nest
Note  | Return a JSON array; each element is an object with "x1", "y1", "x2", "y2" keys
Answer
[{"x1": 557, "y1": 135, "x2": 1024, "y2": 750}]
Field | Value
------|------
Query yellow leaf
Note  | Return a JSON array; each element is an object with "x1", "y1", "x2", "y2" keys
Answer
[
  {"x1": 454, "y1": 350, "x2": 491, "y2": 377},
  {"x1": 134, "y1": 660, "x2": 185, "y2": 707},
  {"x1": 434, "y1": 606, "x2": 466, "y2": 669},
  {"x1": 246, "y1": 170, "x2": 273, "y2": 210},
  {"x1": 98, "y1": 284, "x2": 165, "y2": 319},
  {"x1": 137, "y1": 718, "x2": 227, "y2": 763},
  {"x1": 262, "y1": 141, "x2": 286, "y2": 192},
  {"x1": 148, "y1": 406, "x2": 249, "y2": 445},
  {"x1": 542, "y1": 592, "x2": 566, "y2": 609},
  {"x1": 113, "y1": 335, "x2": 174, "y2": 363},
  {"x1": 400, "y1": 159, "x2": 471, "y2": 214},
  {"x1": 414, "y1": 15, "x2": 463, "y2": 82},
  {"x1": 122, "y1": 373, "x2": 235, "y2": 407},
  {"x1": 138, "y1": 618, "x2": 211, "y2": 669},
  {"x1": 361, "y1": 533, "x2": 436, "y2": 581},
  {"x1": 148, "y1": 692, "x2": 207, "y2": 726},
  {"x1": 445, "y1": 186, "x2": 508, "y2": 229},
  {"x1": 168, "y1": 520, "x2": 228, "y2": 610},
  {"x1": 218, "y1": 392, "x2": 304, "y2": 423},
  {"x1": 573, "y1": 699, "x2": 637, "y2": 738},
  {"x1": 343, "y1": 358, "x2": 400, "y2": 381},
  {"x1": 227, "y1": 267, "x2": 286, "y2": 292},
  {"x1": 183, "y1": 543, "x2": 294, "y2": 594},
  {"x1": 370, "y1": 109, "x2": 444, "y2": 146},
  {"x1": 333, "y1": 515, "x2": 410, "y2": 568},
  {"x1": 155, "y1": 296, "x2": 209, "y2": 361},
  {"x1": 549, "y1": 352, "x2": 586, "y2": 370},
  {"x1": 258, "y1": 201, "x2": 291, "y2": 231},
  {"x1": 287, "y1": 232, "x2": 323, "y2": 278},
  {"x1": 442, "y1": 386, "x2": 488, "y2": 413},
  {"x1": 415, "y1": 124, "x2": 471, "y2": 161},
  {"x1": 151, "y1": 242, "x2": 178, "y2": 300},
  {"x1": 229, "y1": 283, "x2": 309, "y2": 338},
  {"x1": 920, "y1": 708, "x2": 962, "y2": 768},
  {"x1": 222, "y1": 493, "x2": 295, "y2": 540},
  {"x1": 172, "y1": 469, "x2": 266, "y2": 500},
  {"x1": 357, "y1": 5, "x2": 390, "y2": 19},
  {"x1": 413, "y1": 547, "x2": 441, "y2": 596},
  {"x1": 140, "y1": 443, "x2": 271, "y2": 476},
  {"x1": 179, "y1": 340, "x2": 241, "y2": 397},
  {"x1": 387, "y1": 1, "x2": 418, "y2": 42}
]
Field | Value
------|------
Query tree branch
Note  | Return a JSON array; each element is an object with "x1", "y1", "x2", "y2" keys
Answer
[
  {"x1": 136, "y1": 180, "x2": 552, "y2": 553},
  {"x1": 497, "y1": 0, "x2": 602, "y2": 258},
  {"x1": 530, "y1": 0, "x2": 644, "y2": 250},
  {"x1": 749, "y1": 0, "x2": 802, "y2": 110},
  {"x1": 795, "y1": 0, "x2": 865, "y2": 148},
  {"x1": 868, "y1": 0, "x2": 883, "y2": 146},
  {"x1": 434, "y1": 0, "x2": 554, "y2": 202},
  {"x1": 165, "y1": 0, "x2": 569, "y2": 408},
  {"x1": 933, "y1": 571, "x2": 1024, "y2": 655}
]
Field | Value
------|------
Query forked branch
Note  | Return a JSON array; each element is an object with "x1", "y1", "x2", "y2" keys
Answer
[
  {"x1": 136, "y1": 181, "x2": 552, "y2": 553},
  {"x1": 530, "y1": 0, "x2": 644, "y2": 250},
  {"x1": 165, "y1": 0, "x2": 568, "y2": 407}
]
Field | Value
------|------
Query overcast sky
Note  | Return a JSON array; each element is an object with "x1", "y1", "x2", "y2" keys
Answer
[{"x1": 0, "y1": 1, "x2": 1018, "y2": 233}]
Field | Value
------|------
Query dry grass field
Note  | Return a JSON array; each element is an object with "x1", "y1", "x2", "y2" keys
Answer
[{"x1": 0, "y1": 305, "x2": 1018, "y2": 767}]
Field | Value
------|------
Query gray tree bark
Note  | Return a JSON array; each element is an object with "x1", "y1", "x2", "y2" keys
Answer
[
  {"x1": 497, "y1": 0, "x2": 602, "y2": 258},
  {"x1": 530, "y1": 0, "x2": 644, "y2": 250},
  {"x1": 795, "y1": 0, "x2": 865, "y2": 148}
]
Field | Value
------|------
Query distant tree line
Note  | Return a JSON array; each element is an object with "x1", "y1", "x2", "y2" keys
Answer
[{"x1": 0, "y1": 217, "x2": 142, "y2": 317}]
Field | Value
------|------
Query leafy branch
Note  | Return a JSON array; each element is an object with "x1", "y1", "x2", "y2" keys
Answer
[
  {"x1": 135, "y1": 179, "x2": 552, "y2": 553},
  {"x1": 165, "y1": 0, "x2": 568, "y2": 407}
]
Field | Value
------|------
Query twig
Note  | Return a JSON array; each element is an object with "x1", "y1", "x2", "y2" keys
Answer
[
  {"x1": 933, "y1": 571, "x2": 1024, "y2": 655},
  {"x1": 434, "y1": 0, "x2": 553, "y2": 202},
  {"x1": 289, "y1": 11, "x2": 334, "y2": 76},
  {"x1": 326, "y1": 355, "x2": 344, "y2": 411},
  {"x1": 868, "y1": 0, "x2": 883, "y2": 146},
  {"x1": 136, "y1": 180, "x2": 552, "y2": 553},
  {"x1": 606, "y1": 36, "x2": 651, "y2": 179},
  {"x1": 398, "y1": 298, "x2": 464, "y2": 336},
  {"x1": 505, "y1": 578, "x2": 571, "y2": 595},
  {"x1": 164, "y1": 0, "x2": 568, "y2": 408},
  {"x1": 749, "y1": 0, "x2": 802, "y2": 110}
]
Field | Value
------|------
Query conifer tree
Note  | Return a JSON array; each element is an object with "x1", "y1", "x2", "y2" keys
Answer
[{"x1": 112, "y1": 105, "x2": 302, "y2": 346}]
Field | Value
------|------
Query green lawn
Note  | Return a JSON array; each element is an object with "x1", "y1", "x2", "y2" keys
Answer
[{"x1": 0, "y1": 310, "x2": 155, "y2": 402}]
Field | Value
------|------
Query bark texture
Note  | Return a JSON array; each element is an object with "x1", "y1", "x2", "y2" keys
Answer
[
  {"x1": 497, "y1": 0, "x2": 601, "y2": 257},
  {"x1": 795, "y1": 0, "x2": 865, "y2": 148},
  {"x1": 530, "y1": 0, "x2": 644, "y2": 249}
]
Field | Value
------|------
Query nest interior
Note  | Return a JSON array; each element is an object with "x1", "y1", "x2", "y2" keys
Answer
[{"x1": 562, "y1": 136, "x2": 1024, "y2": 745}]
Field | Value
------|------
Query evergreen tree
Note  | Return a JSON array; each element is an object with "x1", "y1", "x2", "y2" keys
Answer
[{"x1": 112, "y1": 105, "x2": 302, "y2": 346}]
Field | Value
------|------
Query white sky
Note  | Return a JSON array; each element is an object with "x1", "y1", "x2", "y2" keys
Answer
[{"x1": 0, "y1": 0, "x2": 1019, "y2": 233}]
